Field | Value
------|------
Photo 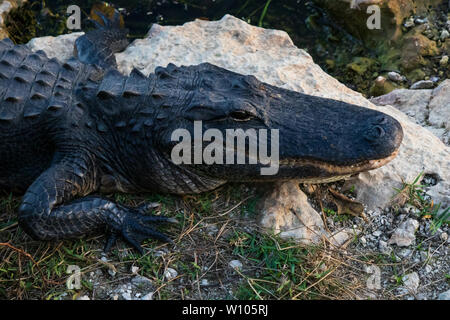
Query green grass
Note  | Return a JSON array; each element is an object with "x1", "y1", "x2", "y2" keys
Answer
[{"x1": 393, "y1": 172, "x2": 449, "y2": 232}]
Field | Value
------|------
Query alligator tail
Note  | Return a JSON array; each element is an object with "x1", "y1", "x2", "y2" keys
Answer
[{"x1": 74, "y1": 9, "x2": 129, "y2": 69}]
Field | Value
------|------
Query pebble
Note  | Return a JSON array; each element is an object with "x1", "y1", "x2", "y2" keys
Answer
[
  {"x1": 404, "y1": 17, "x2": 415, "y2": 28},
  {"x1": 201, "y1": 279, "x2": 209, "y2": 286},
  {"x1": 77, "y1": 295, "x2": 90, "y2": 300},
  {"x1": 388, "y1": 219, "x2": 419, "y2": 247},
  {"x1": 229, "y1": 260, "x2": 243, "y2": 270},
  {"x1": 424, "y1": 265, "x2": 432, "y2": 273},
  {"x1": 131, "y1": 275, "x2": 152, "y2": 287},
  {"x1": 141, "y1": 292, "x2": 154, "y2": 300},
  {"x1": 438, "y1": 290, "x2": 450, "y2": 300},
  {"x1": 164, "y1": 268, "x2": 178, "y2": 280},
  {"x1": 379, "y1": 240, "x2": 392, "y2": 255},
  {"x1": 410, "y1": 80, "x2": 434, "y2": 90},
  {"x1": 131, "y1": 266, "x2": 139, "y2": 274},
  {"x1": 440, "y1": 232, "x2": 448, "y2": 241},
  {"x1": 440, "y1": 55, "x2": 448, "y2": 67},
  {"x1": 440, "y1": 29, "x2": 450, "y2": 40},
  {"x1": 122, "y1": 292, "x2": 132, "y2": 300},
  {"x1": 387, "y1": 71, "x2": 405, "y2": 82},
  {"x1": 402, "y1": 272, "x2": 420, "y2": 293}
]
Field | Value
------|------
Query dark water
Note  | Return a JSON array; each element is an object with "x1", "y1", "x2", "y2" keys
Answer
[
  {"x1": 8, "y1": 0, "x2": 351, "y2": 58},
  {"x1": 5, "y1": 0, "x2": 367, "y2": 92}
]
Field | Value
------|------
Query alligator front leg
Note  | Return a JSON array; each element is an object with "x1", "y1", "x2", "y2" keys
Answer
[{"x1": 18, "y1": 154, "x2": 174, "y2": 253}]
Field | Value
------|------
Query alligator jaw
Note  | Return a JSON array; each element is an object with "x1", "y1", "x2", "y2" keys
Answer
[{"x1": 278, "y1": 149, "x2": 400, "y2": 184}]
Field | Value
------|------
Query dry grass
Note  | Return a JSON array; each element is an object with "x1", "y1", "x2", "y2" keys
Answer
[{"x1": 0, "y1": 183, "x2": 386, "y2": 300}]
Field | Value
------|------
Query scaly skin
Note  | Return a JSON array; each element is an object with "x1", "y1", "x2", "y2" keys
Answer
[{"x1": 0, "y1": 12, "x2": 403, "y2": 253}]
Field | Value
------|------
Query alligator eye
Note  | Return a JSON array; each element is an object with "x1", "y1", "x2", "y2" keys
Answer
[{"x1": 229, "y1": 111, "x2": 254, "y2": 121}]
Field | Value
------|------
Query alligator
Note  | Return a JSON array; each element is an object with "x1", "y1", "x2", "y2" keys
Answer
[{"x1": 0, "y1": 12, "x2": 403, "y2": 253}]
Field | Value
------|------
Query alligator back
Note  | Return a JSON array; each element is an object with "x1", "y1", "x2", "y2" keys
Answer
[{"x1": 0, "y1": 38, "x2": 89, "y2": 192}]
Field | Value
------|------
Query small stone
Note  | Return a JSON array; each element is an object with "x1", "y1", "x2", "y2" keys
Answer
[
  {"x1": 112, "y1": 295, "x2": 119, "y2": 300},
  {"x1": 438, "y1": 289, "x2": 450, "y2": 300},
  {"x1": 131, "y1": 266, "x2": 139, "y2": 274},
  {"x1": 141, "y1": 292, "x2": 154, "y2": 300},
  {"x1": 131, "y1": 275, "x2": 152, "y2": 287},
  {"x1": 440, "y1": 30, "x2": 450, "y2": 40},
  {"x1": 122, "y1": 292, "x2": 132, "y2": 300},
  {"x1": 387, "y1": 71, "x2": 404, "y2": 82},
  {"x1": 402, "y1": 272, "x2": 420, "y2": 293},
  {"x1": 229, "y1": 260, "x2": 243, "y2": 270},
  {"x1": 200, "y1": 279, "x2": 209, "y2": 286},
  {"x1": 414, "y1": 17, "x2": 427, "y2": 24},
  {"x1": 108, "y1": 269, "x2": 116, "y2": 277},
  {"x1": 164, "y1": 268, "x2": 178, "y2": 280},
  {"x1": 424, "y1": 265, "x2": 432, "y2": 273},
  {"x1": 410, "y1": 80, "x2": 434, "y2": 90},
  {"x1": 379, "y1": 240, "x2": 392, "y2": 255},
  {"x1": 372, "y1": 230, "x2": 382, "y2": 237},
  {"x1": 388, "y1": 219, "x2": 419, "y2": 247},
  {"x1": 77, "y1": 295, "x2": 90, "y2": 300},
  {"x1": 398, "y1": 248, "x2": 412, "y2": 258},
  {"x1": 440, "y1": 55, "x2": 449, "y2": 66},
  {"x1": 440, "y1": 232, "x2": 448, "y2": 241},
  {"x1": 404, "y1": 17, "x2": 415, "y2": 28},
  {"x1": 360, "y1": 236, "x2": 367, "y2": 246}
]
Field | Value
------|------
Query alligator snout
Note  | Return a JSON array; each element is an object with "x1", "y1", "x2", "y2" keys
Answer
[{"x1": 364, "y1": 113, "x2": 403, "y2": 149}]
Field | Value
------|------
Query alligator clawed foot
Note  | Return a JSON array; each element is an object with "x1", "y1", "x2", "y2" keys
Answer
[{"x1": 104, "y1": 205, "x2": 177, "y2": 254}]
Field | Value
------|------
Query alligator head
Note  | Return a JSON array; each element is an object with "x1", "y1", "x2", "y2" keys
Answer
[{"x1": 139, "y1": 63, "x2": 403, "y2": 192}]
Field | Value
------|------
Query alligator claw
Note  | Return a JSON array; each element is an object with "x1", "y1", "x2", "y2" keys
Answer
[{"x1": 104, "y1": 206, "x2": 175, "y2": 254}]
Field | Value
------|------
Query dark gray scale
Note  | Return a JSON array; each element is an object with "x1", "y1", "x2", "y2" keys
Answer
[{"x1": 0, "y1": 46, "x2": 34, "y2": 122}]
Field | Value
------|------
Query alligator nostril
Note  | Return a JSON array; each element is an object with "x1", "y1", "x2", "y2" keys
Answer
[
  {"x1": 372, "y1": 115, "x2": 388, "y2": 125},
  {"x1": 364, "y1": 125, "x2": 385, "y2": 142}
]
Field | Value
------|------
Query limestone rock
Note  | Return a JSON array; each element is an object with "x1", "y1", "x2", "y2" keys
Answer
[
  {"x1": 370, "y1": 88, "x2": 432, "y2": 123},
  {"x1": 410, "y1": 80, "x2": 435, "y2": 89},
  {"x1": 388, "y1": 219, "x2": 419, "y2": 247},
  {"x1": 257, "y1": 181, "x2": 325, "y2": 243},
  {"x1": 438, "y1": 289, "x2": 450, "y2": 300},
  {"x1": 27, "y1": 32, "x2": 84, "y2": 61},
  {"x1": 428, "y1": 79, "x2": 450, "y2": 131},
  {"x1": 401, "y1": 272, "x2": 420, "y2": 294}
]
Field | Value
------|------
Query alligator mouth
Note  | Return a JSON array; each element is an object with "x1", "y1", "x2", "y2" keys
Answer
[{"x1": 278, "y1": 149, "x2": 399, "y2": 184}]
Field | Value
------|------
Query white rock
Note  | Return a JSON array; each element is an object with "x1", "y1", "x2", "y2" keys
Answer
[
  {"x1": 24, "y1": 15, "x2": 450, "y2": 228},
  {"x1": 388, "y1": 219, "x2": 419, "y2": 247},
  {"x1": 428, "y1": 80, "x2": 450, "y2": 131},
  {"x1": 0, "y1": 1, "x2": 12, "y2": 25},
  {"x1": 76, "y1": 295, "x2": 90, "y2": 300},
  {"x1": 122, "y1": 292, "x2": 132, "y2": 300},
  {"x1": 229, "y1": 260, "x2": 243, "y2": 270},
  {"x1": 329, "y1": 228, "x2": 360, "y2": 247},
  {"x1": 370, "y1": 89, "x2": 432, "y2": 124},
  {"x1": 440, "y1": 232, "x2": 448, "y2": 241},
  {"x1": 438, "y1": 289, "x2": 450, "y2": 300},
  {"x1": 379, "y1": 240, "x2": 392, "y2": 255},
  {"x1": 258, "y1": 181, "x2": 325, "y2": 244},
  {"x1": 164, "y1": 268, "x2": 178, "y2": 280},
  {"x1": 131, "y1": 275, "x2": 152, "y2": 287},
  {"x1": 410, "y1": 80, "x2": 434, "y2": 90},
  {"x1": 440, "y1": 55, "x2": 449, "y2": 66},
  {"x1": 131, "y1": 266, "x2": 140, "y2": 274},
  {"x1": 141, "y1": 292, "x2": 154, "y2": 300},
  {"x1": 440, "y1": 29, "x2": 450, "y2": 40},
  {"x1": 387, "y1": 71, "x2": 404, "y2": 82},
  {"x1": 401, "y1": 272, "x2": 420, "y2": 293},
  {"x1": 27, "y1": 32, "x2": 84, "y2": 61}
]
